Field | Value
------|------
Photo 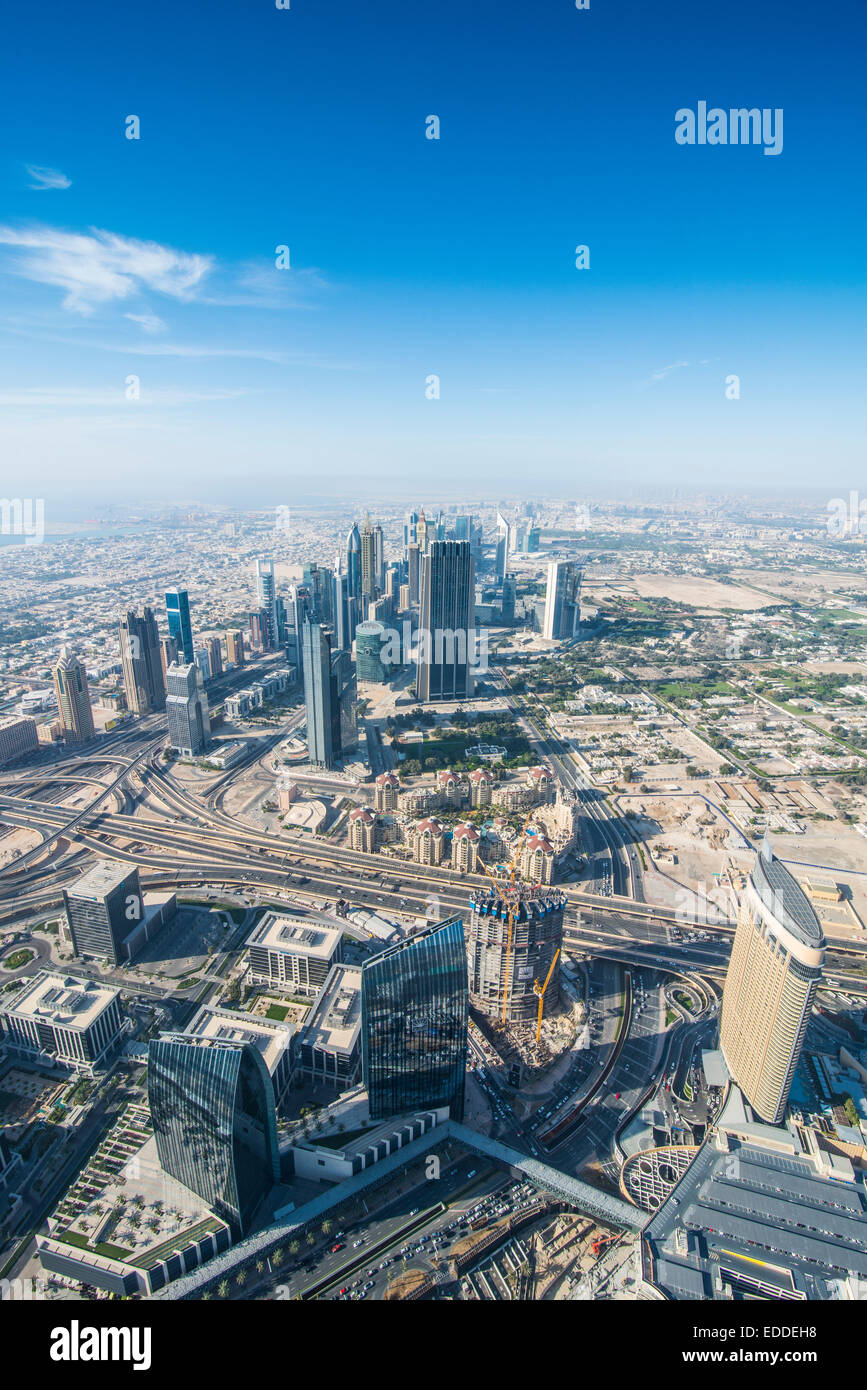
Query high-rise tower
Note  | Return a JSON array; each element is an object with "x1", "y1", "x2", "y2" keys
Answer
[
  {"x1": 52, "y1": 648, "x2": 95, "y2": 743},
  {"x1": 165, "y1": 588, "x2": 194, "y2": 666},
  {"x1": 119, "y1": 607, "x2": 165, "y2": 715},
  {"x1": 720, "y1": 839, "x2": 825, "y2": 1124},
  {"x1": 416, "y1": 540, "x2": 475, "y2": 703}
]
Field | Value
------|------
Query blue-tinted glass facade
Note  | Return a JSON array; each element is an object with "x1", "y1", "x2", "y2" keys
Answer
[
  {"x1": 362, "y1": 916, "x2": 468, "y2": 1121},
  {"x1": 165, "y1": 588, "x2": 194, "y2": 665},
  {"x1": 148, "y1": 1037, "x2": 280, "y2": 1235}
]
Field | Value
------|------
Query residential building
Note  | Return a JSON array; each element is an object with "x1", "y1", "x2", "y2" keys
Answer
[
  {"x1": 349, "y1": 806, "x2": 379, "y2": 853},
  {"x1": 374, "y1": 772, "x2": 401, "y2": 811}
]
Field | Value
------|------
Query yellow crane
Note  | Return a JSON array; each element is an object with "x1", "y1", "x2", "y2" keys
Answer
[
  {"x1": 533, "y1": 947, "x2": 560, "y2": 1045},
  {"x1": 478, "y1": 807, "x2": 538, "y2": 1025}
]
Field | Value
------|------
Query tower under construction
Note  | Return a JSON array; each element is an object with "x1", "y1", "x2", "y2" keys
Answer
[{"x1": 466, "y1": 885, "x2": 566, "y2": 1025}]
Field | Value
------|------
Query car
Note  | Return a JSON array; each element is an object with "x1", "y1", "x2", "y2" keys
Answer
[
  {"x1": 331, "y1": 1243, "x2": 344, "y2": 1253},
  {"x1": 352, "y1": 1239, "x2": 364, "y2": 1248},
  {"x1": 409, "y1": 1207, "x2": 418, "y2": 1216}
]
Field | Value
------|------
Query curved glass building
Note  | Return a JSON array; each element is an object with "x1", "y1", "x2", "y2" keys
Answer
[
  {"x1": 355, "y1": 620, "x2": 389, "y2": 684},
  {"x1": 148, "y1": 1036, "x2": 280, "y2": 1235},
  {"x1": 361, "y1": 916, "x2": 468, "y2": 1122},
  {"x1": 720, "y1": 838, "x2": 825, "y2": 1124}
]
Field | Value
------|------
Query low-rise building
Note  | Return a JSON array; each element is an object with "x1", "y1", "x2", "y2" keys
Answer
[
  {"x1": 0, "y1": 972, "x2": 123, "y2": 1075},
  {"x1": 246, "y1": 912, "x2": 343, "y2": 997},
  {"x1": 296, "y1": 963, "x2": 362, "y2": 1089}
]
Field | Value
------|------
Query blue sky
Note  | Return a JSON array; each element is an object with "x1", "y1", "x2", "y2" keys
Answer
[{"x1": 1, "y1": 0, "x2": 865, "y2": 511}]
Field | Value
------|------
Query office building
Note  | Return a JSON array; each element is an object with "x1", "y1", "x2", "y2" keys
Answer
[
  {"x1": 297, "y1": 963, "x2": 363, "y2": 1089},
  {"x1": 195, "y1": 647, "x2": 211, "y2": 683},
  {"x1": 361, "y1": 916, "x2": 468, "y2": 1122},
  {"x1": 52, "y1": 648, "x2": 95, "y2": 743},
  {"x1": 720, "y1": 839, "x2": 826, "y2": 1124},
  {"x1": 0, "y1": 714, "x2": 38, "y2": 768},
  {"x1": 355, "y1": 620, "x2": 390, "y2": 684},
  {"x1": 501, "y1": 574, "x2": 517, "y2": 625},
  {"x1": 63, "y1": 860, "x2": 144, "y2": 964},
  {"x1": 332, "y1": 566, "x2": 352, "y2": 652},
  {"x1": 416, "y1": 540, "x2": 476, "y2": 703},
  {"x1": 542, "y1": 560, "x2": 581, "y2": 640},
  {"x1": 119, "y1": 607, "x2": 165, "y2": 715},
  {"x1": 246, "y1": 911, "x2": 343, "y2": 997},
  {"x1": 302, "y1": 619, "x2": 335, "y2": 768},
  {"x1": 226, "y1": 629, "x2": 245, "y2": 667},
  {"x1": 165, "y1": 588, "x2": 194, "y2": 665},
  {"x1": 0, "y1": 972, "x2": 123, "y2": 1075},
  {"x1": 467, "y1": 886, "x2": 565, "y2": 1023},
  {"x1": 185, "y1": 1004, "x2": 297, "y2": 1115},
  {"x1": 415, "y1": 510, "x2": 431, "y2": 556},
  {"x1": 148, "y1": 1035, "x2": 280, "y2": 1236},
  {"x1": 166, "y1": 661, "x2": 210, "y2": 757}
]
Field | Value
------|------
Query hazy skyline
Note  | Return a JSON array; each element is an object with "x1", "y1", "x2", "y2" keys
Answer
[{"x1": 1, "y1": 0, "x2": 865, "y2": 506}]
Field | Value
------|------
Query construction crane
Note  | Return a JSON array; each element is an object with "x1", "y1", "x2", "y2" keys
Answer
[
  {"x1": 478, "y1": 806, "x2": 539, "y2": 1025},
  {"x1": 591, "y1": 1233, "x2": 617, "y2": 1257},
  {"x1": 533, "y1": 946, "x2": 561, "y2": 1045}
]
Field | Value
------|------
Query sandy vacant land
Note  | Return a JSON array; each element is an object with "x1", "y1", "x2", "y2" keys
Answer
[
  {"x1": 736, "y1": 569, "x2": 867, "y2": 604},
  {"x1": 631, "y1": 575, "x2": 776, "y2": 611}
]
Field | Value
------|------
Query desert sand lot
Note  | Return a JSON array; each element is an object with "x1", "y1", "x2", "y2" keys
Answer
[
  {"x1": 630, "y1": 575, "x2": 775, "y2": 611},
  {"x1": 734, "y1": 568, "x2": 867, "y2": 604}
]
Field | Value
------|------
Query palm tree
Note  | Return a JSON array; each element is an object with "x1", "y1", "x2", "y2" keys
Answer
[
  {"x1": 236, "y1": 1269, "x2": 247, "y2": 1287},
  {"x1": 321, "y1": 1220, "x2": 333, "y2": 1237},
  {"x1": 256, "y1": 1259, "x2": 266, "y2": 1276},
  {"x1": 305, "y1": 1231, "x2": 315, "y2": 1247},
  {"x1": 288, "y1": 1239, "x2": 300, "y2": 1256},
  {"x1": 217, "y1": 1280, "x2": 229, "y2": 1299},
  {"x1": 272, "y1": 1248, "x2": 284, "y2": 1268}
]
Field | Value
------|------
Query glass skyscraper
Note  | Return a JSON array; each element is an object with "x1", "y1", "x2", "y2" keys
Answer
[
  {"x1": 148, "y1": 1036, "x2": 280, "y2": 1235},
  {"x1": 361, "y1": 916, "x2": 468, "y2": 1122},
  {"x1": 165, "y1": 587, "x2": 194, "y2": 665}
]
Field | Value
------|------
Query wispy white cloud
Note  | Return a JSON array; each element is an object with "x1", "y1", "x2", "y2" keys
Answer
[
  {"x1": 0, "y1": 386, "x2": 250, "y2": 407},
  {"x1": 649, "y1": 359, "x2": 691, "y2": 382},
  {"x1": 25, "y1": 164, "x2": 72, "y2": 191},
  {"x1": 0, "y1": 224, "x2": 213, "y2": 313},
  {"x1": 124, "y1": 312, "x2": 167, "y2": 334}
]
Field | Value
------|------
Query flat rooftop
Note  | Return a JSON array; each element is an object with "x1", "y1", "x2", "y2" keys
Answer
[
  {"x1": 299, "y1": 963, "x2": 362, "y2": 1055},
  {"x1": 186, "y1": 1007, "x2": 294, "y2": 1075},
  {"x1": 5, "y1": 971, "x2": 119, "y2": 1030},
  {"x1": 249, "y1": 911, "x2": 342, "y2": 961},
  {"x1": 644, "y1": 1125, "x2": 867, "y2": 1300},
  {"x1": 68, "y1": 858, "x2": 137, "y2": 900}
]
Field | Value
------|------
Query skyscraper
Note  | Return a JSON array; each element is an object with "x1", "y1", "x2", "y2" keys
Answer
[
  {"x1": 255, "y1": 559, "x2": 278, "y2": 649},
  {"x1": 302, "y1": 619, "x2": 335, "y2": 768},
  {"x1": 416, "y1": 539, "x2": 476, "y2": 703},
  {"x1": 355, "y1": 621, "x2": 390, "y2": 684},
  {"x1": 225, "y1": 629, "x2": 245, "y2": 668},
  {"x1": 361, "y1": 916, "x2": 468, "y2": 1122},
  {"x1": 720, "y1": 839, "x2": 826, "y2": 1124},
  {"x1": 360, "y1": 516, "x2": 382, "y2": 599},
  {"x1": 542, "y1": 560, "x2": 581, "y2": 640},
  {"x1": 165, "y1": 588, "x2": 194, "y2": 665},
  {"x1": 206, "y1": 636, "x2": 223, "y2": 679},
  {"x1": 52, "y1": 648, "x2": 95, "y2": 743},
  {"x1": 407, "y1": 542, "x2": 420, "y2": 604},
  {"x1": 346, "y1": 522, "x2": 362, "y2": 605},
  {"x1": 119, "y1": 607, "x2": 165, "y2": 715},
  {"x1": 148, "y1": 1035, "x2": 280, "y2": 1236},
  {"x1": 159, "y1": 636, "x2": 179, "y2": 680},
  {"x1": 165, "y1": 662, "x2": 210, "y2": 757}
]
